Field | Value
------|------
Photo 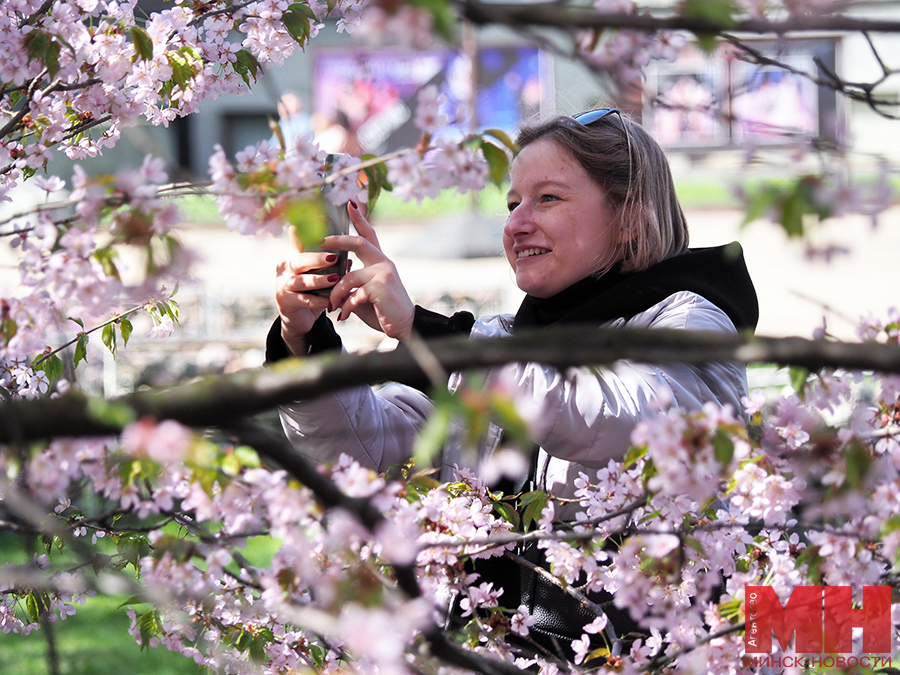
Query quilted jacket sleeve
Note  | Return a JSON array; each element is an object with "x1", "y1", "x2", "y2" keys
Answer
[{"x1": 278, "y1": 383, "x2": 434, "y2": 472}]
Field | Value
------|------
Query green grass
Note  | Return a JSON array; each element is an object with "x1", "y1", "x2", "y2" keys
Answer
[
  {"x1": 0, "y1": 531, "x2": 278, "y2": 675},
  {"x1": 0, "y1": 595, "x2": 197, "y2": 675}
]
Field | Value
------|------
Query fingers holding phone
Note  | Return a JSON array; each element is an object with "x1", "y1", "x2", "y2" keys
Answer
[
  {"x1": 324, "y1": 203, "x2": 416, "y2": 343},
  {"x1": 275, "y1": 250, "x2": 339, "y2": 355}
]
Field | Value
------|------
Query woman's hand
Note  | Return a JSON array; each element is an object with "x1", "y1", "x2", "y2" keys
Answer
[
  {"x1": 327, "y1": 202, "x2": 415, "y2": 343},
  {"x1": 275, "y1": 249, "x2": 341, "y2": 356}
]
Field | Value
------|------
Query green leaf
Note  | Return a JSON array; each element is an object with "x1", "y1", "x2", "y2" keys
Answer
[
  {"x1": 137, "y1": 609, "x2": 162, "y2": 650},
  {"x1": 282, "y1": 7, "x2": 312, "y2": 48},
  {"x1": 233, "y1": 49, "x2": 262, "y2": 87},
  {"x1": 1, "y1": 315, "x2": 17, "y2": 343},
  {"x1": 789, "y1": 366, "x2": 809, "y2": 397},
  {"x1": 843, "y1": 439, "x2": 871, "y2": 490},
  {"x1": 693, "y1": 33, "x2": 719, "y2": 54},
  {"x1": 781, "y1": 185, "x2": 806, "y2": 238},
  {"x1": 712, "y1": 429, "x2": 735, "y2": 466},
  {"x1": 169, "y1": 51, "x2": 195, "y2": 90},
  {"x1": 289, "y1": 2, "x2": 318, "y2": 20},
  {"x1": 221, "y1": 452, "x2": 242, "y2": 477},
  {"x1": 25, "y1": 592, "x2": 45, "y2": 623},
  {"x1": 521, "y1": 491, "x2": 549, "y2": 532},
  {"x1": 488, "y1": 397, "x2": 530, "y2": 449},
  {"x1": 91, "y1": 553, "x2": 112, "y2": 575},
  {"x1": 362, "y1": 156, "x2": 391, "y2": 212},
  {"x1": 68, "y1": 317, "x2": 85, "y2": 329},
  {"x1": 33, "y1": 353, "x2": 64, "y2": 384},
  {"x1": 309, "y1": 643, "x2": 326, "y2": 668},
  {"x1": 742, "y1": 185, "x2": 779, "y2": 227},
  {"x1": 118, "y1": 594, "x2": 149, "y2": 608},
  {"x1": 131, "y1": 26, "x2": 154, "y2": 61},
  {"x1": 882, "y1": 515, "x2": 900, "y2": 536},
  {"x1": 407, "y1": 0, "x2": 457, "y2": 43},
  {"x1": 234, "y1": 445, "x2": 261, "y2": 469},
  {"x1": 480, "y1": 141, "x2": 509, "y2": 187},
  {"x1": 120, "y1": 317, "x2": 133, "y2": 347},
  {"x1": 718, "y1": 597, "x2": 743, "y2": 620},
  {"x1": 249, "y1": 634, "x2": 268, "y2": 663},
  {"x1": 74, "y1": 333, "x2": 89, "y2": 367},
  {"x1": 682, "y1": 0, "x2": 739, "y2": 30},
  {"x1": 622, "y1": 444, "x2": 647, "y2": 469},
  {"x1": 483, "y1": 128, "x2": 518, "y2": 153},
  {"x1": 86, "y1": 398, "x2": 136, "y2": 428},
  {"x1": 93, "y1": 248, "x2": 120, "y2": 279},
  {"x1": 24, "y1": 32, "x2": 55, "y2": 76},
  {"x1": 45, "y1": 39, "x2": 60, "y2": 78},
  {"x1": 117, "y1": 535, "x2": 151, "y2": 568},
  {"x1": 102, "y1": 322, "x2": 117, "y2": 357},
  {"x1": 586, "y1": 647, "x2": 610, "y2": 663},
  {"x1": 285, "y1": 198, "x2": 327, "y2": 250},
  {"x1": 413, "y1": 406, "x2": 452, "y2": 465},
  {"x1": 493, "y1": 501, "x2": 520, "y2": 530}
]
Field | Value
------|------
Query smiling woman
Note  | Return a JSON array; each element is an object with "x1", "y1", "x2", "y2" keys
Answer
[
  {"x1": 504, "y1": 139, "x2": 622, "y2": 298},
  {"x1": 265, "y1": 109, "x2": 759, "y2": 659}
]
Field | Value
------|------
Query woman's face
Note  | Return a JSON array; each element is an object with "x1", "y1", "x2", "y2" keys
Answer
[{"x1": 503, "y1": 138, "x2": 620, "y2": 299}]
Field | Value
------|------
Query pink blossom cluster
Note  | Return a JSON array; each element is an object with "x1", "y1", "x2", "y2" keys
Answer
[
  {"x1": 356, "y1": 3, "x2": 436, "y2": 49},
  {"x1": 208, "y1": 85, "x2": 491, "y2": 231},
  {"x1": 0, "y1": 154, "x2": 188, "y2": 392},
  {"x1": 387, "y1": 139, "x2": 490, "y2": 204},
  {"x1": 575, "y1": 11, "x2": 687, "y2": 85},
  {"x1": 0, "y1": 1, "x2": 365, "y2": 203},
  {"x1": 208, "y1": 135, "x2": 371, "y2": 236}
]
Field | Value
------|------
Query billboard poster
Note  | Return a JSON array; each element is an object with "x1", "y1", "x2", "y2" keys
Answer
[
  {"x1": 644, "y1": 39, "x2": 838, "y2": 149},
  {"x1": 645, "y1": 52, "x2": 729, "y2": 147},
  {"x1": 312, "y1": 46, "x2": 549, "y2": 155}
]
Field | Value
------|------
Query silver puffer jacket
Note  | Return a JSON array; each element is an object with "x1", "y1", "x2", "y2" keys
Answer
[{"x1": 277, "y1": 290, "x2": 748, "y2": 507}]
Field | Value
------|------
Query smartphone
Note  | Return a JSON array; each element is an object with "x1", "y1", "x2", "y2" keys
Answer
[{"x1": 304, "y1": 154, "x2": 350, "y2": 297}]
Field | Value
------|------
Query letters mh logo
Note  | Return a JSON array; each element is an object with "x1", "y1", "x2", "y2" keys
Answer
[{"x1": 745, "y1": 585, "x2": 892, "y2": 654}]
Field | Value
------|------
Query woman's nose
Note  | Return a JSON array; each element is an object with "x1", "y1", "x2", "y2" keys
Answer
[{"x1": 503, "y1": 205, "x2": 533, "y2": 240}]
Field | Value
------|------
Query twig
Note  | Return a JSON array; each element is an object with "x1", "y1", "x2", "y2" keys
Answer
[
  {"x1": 641, "y1": 622, "x2": 746, "y2": 671},
  {"x1": 32, "y1": 304, "x2": 147, "y2": 367}
]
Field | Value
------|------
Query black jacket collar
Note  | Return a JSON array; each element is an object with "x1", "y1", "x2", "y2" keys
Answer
[{"x1": 513, "y1": 243, "x2": 758, "y2": 333}]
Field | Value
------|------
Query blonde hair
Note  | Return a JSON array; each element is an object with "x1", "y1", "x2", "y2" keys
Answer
[{"x1": 514, "y1": 111, "x2": 689, "y2": 273}]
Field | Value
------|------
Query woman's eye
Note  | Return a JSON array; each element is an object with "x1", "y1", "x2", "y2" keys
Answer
[
  {"x1": 506, "y1": 201, "x2": 519, "y2": 213},
  {"x1": 540, "y1": 194, "x2": 559, "y2": 203}
]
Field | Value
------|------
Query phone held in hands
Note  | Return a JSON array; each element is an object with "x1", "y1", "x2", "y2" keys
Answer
[{"x1": 304, "y1": 154, "x2": 350, "y2": 297}]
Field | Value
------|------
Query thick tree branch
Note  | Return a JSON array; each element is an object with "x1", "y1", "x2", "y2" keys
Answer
[
  {"x1": 2, "y1": 327, "x2": 900, "y2": 444},
  {"x1": 460, "y1": 0, "x2": 900, "y2": 35}
]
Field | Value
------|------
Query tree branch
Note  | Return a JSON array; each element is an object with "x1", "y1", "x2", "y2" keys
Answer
[
  {"x1": 2, "y1": 327, "x2": 900, "y2": 443},
  {"x1": 459, "y1": 0, "x2": 900, "y2": 35}
]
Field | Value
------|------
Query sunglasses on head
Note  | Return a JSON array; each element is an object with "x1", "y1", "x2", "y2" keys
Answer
[{"x1": 569, "y1": 107, "x2": 620, "y2": 126}]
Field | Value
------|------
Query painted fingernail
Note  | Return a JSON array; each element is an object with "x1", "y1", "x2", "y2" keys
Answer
[
  {"x1": 325, "y1": 253, "x2": 338, "y2": 263},
  {"x1": 327, "y1": 302, "x2": 333, "y2": 312},
  {"x1": 326, "y1": 274, "x2": 340, "y2": 283},
  {"x1": 349, "y1": 200, "x2": 358, "y2": 210}
]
